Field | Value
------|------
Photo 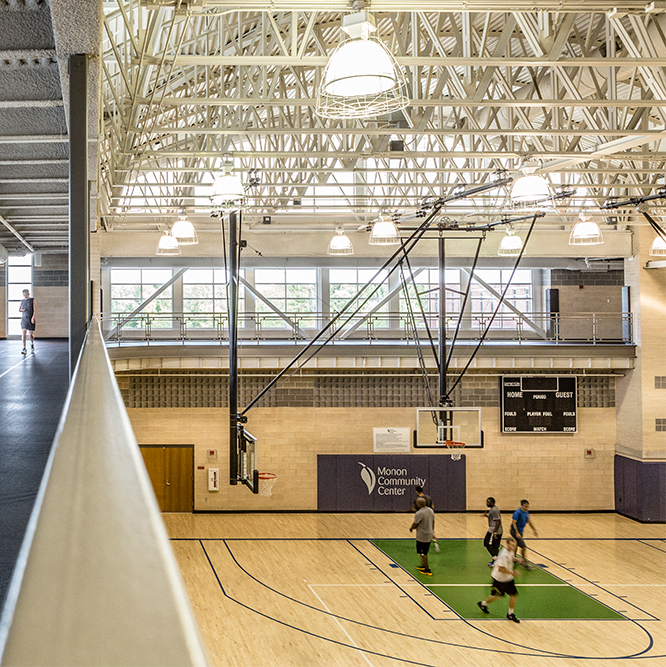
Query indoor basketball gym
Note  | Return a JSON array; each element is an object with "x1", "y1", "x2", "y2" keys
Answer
[{"x1": 0, "y1": 3, "x2": 665, "y2": 666}]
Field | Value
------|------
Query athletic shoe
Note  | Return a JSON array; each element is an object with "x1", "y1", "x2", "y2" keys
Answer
[
  {"x1": 421, "y1": 569, "x2": 433, "y2": 576},
  {"x1": 506, "y1": 613, "x2": 520, "y2": 623},
  {"x1": 21, "y1": 348, "x2": 27, "y2": 355},
  {"x1": 416, "y1": 566, "x2": 426, "y2": 572},
  {"x1": 523, "y1": 563, "x2": 534, "y2": 571},
  {"x1": 477, "y1": 601, "x2": 489, "y2": 614},
  {"x1": 487, "y1": 561, "x2": 495, "y2": 566},
  {"x1": 433, "y1": 542, "x2": 440, "y2": 553}
]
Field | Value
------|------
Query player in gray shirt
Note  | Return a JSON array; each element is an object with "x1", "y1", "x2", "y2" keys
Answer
[
  {"x1": 410, "y1": 497, "x2": 435, "y2": 576},
  {"x1": 483, "y1": 497, "x2": 502, "y2": 565}
]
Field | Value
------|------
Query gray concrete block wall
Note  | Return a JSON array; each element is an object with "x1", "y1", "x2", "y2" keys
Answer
[
  {"x1": 550, "y1": 269, "x2": 624, "y2": 286},
  {"x1": 116, "y1": 370, "x2": 615, "y2": 410}
]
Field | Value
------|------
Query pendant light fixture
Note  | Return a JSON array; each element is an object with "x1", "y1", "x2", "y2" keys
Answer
[
  {"x1": 510, "y1": 174, "x2": 552, "y2": 210},
  {"x1": 328, "y1": 226, "x2": 354, "y2": 255},
  {"x1": 369, "y1": 213, "x2": 399, "y2": 245},
  {"x1": 497, "y1": 227, "x2": 523, "y2": 256},
  {"x1": 316, "y1": 11, "x2": 409, "y2": 119},
  {"x1": 650, "y1": 234, "x2": 666, "y2": 256},
  {"x1": 569, "y1": 209, "x2": 604, "y2": 246},
  {"x1": 155, "y1": 232, "x2": 181, "y2": 256},
  {"x1": 211, "y1": 159, "x2": 246, "y2": 211},
  {"x1": 170, "y1": 211, "x2": 198, "y2": 245}
]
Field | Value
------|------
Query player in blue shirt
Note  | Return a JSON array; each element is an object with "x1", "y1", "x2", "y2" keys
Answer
[{"x1": 510, "y1": 499, "x2": 538, "y2": 570}]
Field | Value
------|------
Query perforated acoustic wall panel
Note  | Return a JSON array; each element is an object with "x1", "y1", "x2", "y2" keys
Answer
[{"x1": 116, "y1": 371, "x2": 615, "y2": 410}]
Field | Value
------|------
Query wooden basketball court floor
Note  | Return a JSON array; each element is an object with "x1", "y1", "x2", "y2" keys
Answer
[{"x1": 164, "y1": 513, "x2": 666, "y2": 667}]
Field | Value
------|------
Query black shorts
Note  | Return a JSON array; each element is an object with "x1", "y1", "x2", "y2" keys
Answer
[
  {"x1": 416, "y1": 540, "x2": 431, "y2": 555},
  {"x1": 510, "y1": 526, "x2": 526, "y2": 549},
  {"x1": 491, "y1": 578, "x2": 518, "y2": 597}
]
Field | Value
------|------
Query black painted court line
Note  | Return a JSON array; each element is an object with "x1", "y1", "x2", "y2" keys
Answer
[
  {"x1": 0, "y1": 340, "x2": 69, "y2": 612},
  {"x1": 349, "y1": 539, "x2": 460, "y2": 621},
  {"x1": 528, "y1": 546, "x2": 659, "y2": 622},
  {"x1": 638, "y1": 540, "x2": 666, "y2": 555},
  {"x1": 189, "y1": 538, "x2": 659, "y2": 661}
]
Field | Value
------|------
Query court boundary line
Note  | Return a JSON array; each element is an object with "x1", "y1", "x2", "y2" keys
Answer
[
  {"x1": 172, "y1": 536, "x2": 666, "y2": 542},
  {"x1": 189, "y1": 538, "x2": 661, "y2": 661}
]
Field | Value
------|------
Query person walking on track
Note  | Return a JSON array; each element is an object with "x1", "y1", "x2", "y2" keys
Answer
[{"x1": 19, "y1": 289, "x2": 36, "y2": 355}]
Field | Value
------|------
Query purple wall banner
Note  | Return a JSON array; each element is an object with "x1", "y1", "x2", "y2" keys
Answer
[
  {"x1": 317, "y1": 455, "x2": 466, "y2": 512},
  {"x1": 615, "y1": 455, "x2": 666, "y2": 523}
]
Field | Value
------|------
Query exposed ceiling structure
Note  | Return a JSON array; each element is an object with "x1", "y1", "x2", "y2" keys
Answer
[
  {"x1": 0, "y1": 0, "x2": 66, "y2": 253},
  {"x1": 3, "y1": 1, "x2": 666, "y2": 251}
]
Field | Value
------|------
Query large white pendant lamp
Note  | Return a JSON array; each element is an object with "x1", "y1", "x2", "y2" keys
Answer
[
  {"x1": 316, "y1": 12, "x2": 409, "y2": 119},
  {"x1": 497, "y1": 227, "x2": 523, "y2": 256},
  {"x1": 328, "y1": 226, "x2": 354, "y2": 255},
  {"x1": 211, "y1": 160, "x2": 246, "y2": 210},
  {"x1": 369, "y1": 214, "x2": 400, "y2": 245},
  {"x1": 569, "y1": 210, "x2": 604, "y2": 246},
  {"x1": 171, "y1": 212, "x2": 198, "y2": 245},
  {"x1": 155, "y1": 232, "x2": 181, "y2": 256},
  {"x1": 650, "y1": 234, "x2": 666, "y2": 256},
  {"x1": 510, "y1": 174, "x2": 553, "y2": 209}
]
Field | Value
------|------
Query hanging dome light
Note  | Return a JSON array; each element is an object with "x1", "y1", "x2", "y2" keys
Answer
[
  {"x1": 649, "y1": 234, "x2": 666, "y2": 256},
  {"x1": 510, "y1": 174, "x2": 553, "y2": 209},
  {"x1": 170, "y1": 212, "x2": 198, "y2": 245},
  {"x1": 328, "y1": 226, "x2": 354, "y2": 255},
  {"x1": 497, "y1": 228, "x2": 523, "y2": 256},
  {"x1": 569, "y1": 210, "x2": 604, "y2": 246},
  {"x1": 211, "y1": 160, "x2": 246, "y2": 210},
  {"x1": 316, "y1": 12, "x2": 409, "y2": 119},
  {"x1": 155, "y1": 232, "x2": 181, "y2": 256},
  {"x1": 369, "y1": 214, "x2": 399, "y2": 245}
]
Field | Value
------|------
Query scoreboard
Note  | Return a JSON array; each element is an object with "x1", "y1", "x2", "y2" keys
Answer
[{"x1": 501, "y1": 376, "x2": 577, "y2": 433}]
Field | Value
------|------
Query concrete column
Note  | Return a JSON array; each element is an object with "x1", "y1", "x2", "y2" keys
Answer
[
  {"x1": 616, "y1": 222, "x2": 666, "y2": 460},
  {"x1": 90, "y1": 233, "x2": 102, "y2": 318},
  {"x1": 69, "y1": 54, "x2": 90, "y2": 376}
]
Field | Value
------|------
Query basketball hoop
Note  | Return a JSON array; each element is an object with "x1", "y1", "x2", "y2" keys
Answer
[
  {"x1": 258, "y1": 472, "x2": 278, "y2": 497},
  {"x1": 445, "y1": 441, "x2": 466, "y2": 461}
]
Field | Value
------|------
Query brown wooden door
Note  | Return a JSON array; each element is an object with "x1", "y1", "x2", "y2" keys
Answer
[
  {"x1": 140, "y1": 446, "x2": 166, "y2": 509},
  {"x1": 140, "y1": 445, "x2": 194, "y2": 512}
]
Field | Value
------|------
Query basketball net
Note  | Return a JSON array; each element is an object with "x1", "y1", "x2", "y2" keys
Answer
[
  {"x1": 445, "y1": 440, "x2": 466, "y2": 461},
  {"x1": 258, "y1": 472, "x2": 278, "y2": 497}
]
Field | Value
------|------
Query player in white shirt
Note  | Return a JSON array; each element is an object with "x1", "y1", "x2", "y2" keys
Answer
[{"x1": 477, "y1": 535, "x2": 521, "y2": 623}]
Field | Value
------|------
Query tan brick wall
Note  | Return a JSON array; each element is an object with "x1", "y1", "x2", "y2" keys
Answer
[
  {"x1": 127, "y1": 406, "x2": 616, "y2": 513},
  {"x1": 32, "y1": 286, "x2": 68, "y2": 337}
]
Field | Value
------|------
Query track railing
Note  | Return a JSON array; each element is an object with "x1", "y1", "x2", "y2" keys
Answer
[
  {"x1": 100, "y1": 311, "x2": 633, "y2": 345},
  {"x1": 0, "y1": 319, "x2": 208, "y2": 666}
]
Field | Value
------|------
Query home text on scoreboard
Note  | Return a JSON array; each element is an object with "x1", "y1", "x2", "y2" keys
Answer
[{"x1": 501, "y1": 376, "x2": 577, "y2": 433}]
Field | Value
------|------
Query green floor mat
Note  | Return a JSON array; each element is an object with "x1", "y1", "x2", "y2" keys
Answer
[{"x1": 371, "y1": 539, "x2": 624, "y2": 620}]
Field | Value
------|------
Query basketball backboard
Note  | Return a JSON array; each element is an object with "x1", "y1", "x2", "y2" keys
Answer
[
  {"x1": 415, "y1": 407, "x2": 483, "y2": 448},
  {"x1": 238, "y1": 427, "x2": 259, "y2": 493}
]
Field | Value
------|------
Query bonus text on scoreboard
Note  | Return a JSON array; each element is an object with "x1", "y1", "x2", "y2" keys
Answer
[{"x1": 501, "y1": 376, "x2": 577, "y2": 433}]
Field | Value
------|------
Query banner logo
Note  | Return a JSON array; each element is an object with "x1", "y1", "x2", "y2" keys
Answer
[{"x1": 358, "y1": 462, "x2": 376, "y2": 495}]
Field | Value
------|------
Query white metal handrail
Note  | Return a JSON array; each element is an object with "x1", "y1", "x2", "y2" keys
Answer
[
  {"x1": 100, "y1": 310, "x2": 634, "y2": 345},
  {"x1": 0, "y1": 320, "x2": 208, "y2": 666}
]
